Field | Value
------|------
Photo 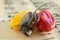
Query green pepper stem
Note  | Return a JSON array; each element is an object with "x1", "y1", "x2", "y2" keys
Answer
[{"x1": 34, "y1": 3, "x2": 47, "y2": 13}]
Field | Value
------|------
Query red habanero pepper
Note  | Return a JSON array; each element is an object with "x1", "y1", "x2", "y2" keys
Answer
[{"x1": 36, "y1": 10, "x2": 55, "y2": 32}]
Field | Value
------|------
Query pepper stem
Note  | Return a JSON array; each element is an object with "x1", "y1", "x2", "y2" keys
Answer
[{"x1": 34, "y1": 3, "x2": 47, "y2": 13}]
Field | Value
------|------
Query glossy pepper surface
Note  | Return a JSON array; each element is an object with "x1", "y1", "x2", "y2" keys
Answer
[
  {"x1": 10, "y1": 10, "x2": 29, "y2": 31},
  {"x1": 36, "y1": 10, "x2": 55, "y2": 32}
]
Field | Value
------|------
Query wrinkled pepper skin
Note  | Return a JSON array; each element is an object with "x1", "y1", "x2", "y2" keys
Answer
[
  {"x1": 10, "y1": 10, "x2": 38, "y2": 36},
  {"x1": 36, "y1": 10, "x2": 55, "y2": 32},
  {"x1": 10, "y1": 10, "x2": 29, "y2": 31},
  {"x1": 10, "y1": 9, "x2": 55, "y2": 36}
]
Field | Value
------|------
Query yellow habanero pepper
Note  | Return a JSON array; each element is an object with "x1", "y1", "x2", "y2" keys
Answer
[{"x1": 10, "y1": 10, "x2": 29, "y2": 31}]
